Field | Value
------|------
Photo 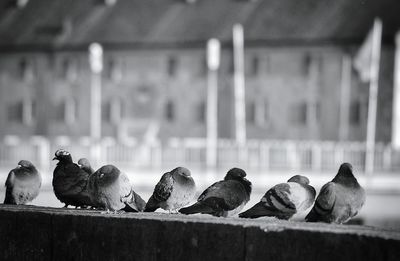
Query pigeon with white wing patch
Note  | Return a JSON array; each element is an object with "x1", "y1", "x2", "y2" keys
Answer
[{"x1": 239, "y1": 175, "x2": 316, "y2": 219}]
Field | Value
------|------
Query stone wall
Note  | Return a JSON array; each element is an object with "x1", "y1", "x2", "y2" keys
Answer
[{"x1": 0, "y1": 205, "x2": 399, "y2": 261}]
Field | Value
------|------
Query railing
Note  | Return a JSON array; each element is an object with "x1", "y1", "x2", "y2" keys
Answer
[{"x1": 0, "y1": 135, "x2": 400, "y2": 174}]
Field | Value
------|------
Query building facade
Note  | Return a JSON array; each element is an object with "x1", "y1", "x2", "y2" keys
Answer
[{"x1": 0, "y1": 0, "x2": 399, "y2": 143}]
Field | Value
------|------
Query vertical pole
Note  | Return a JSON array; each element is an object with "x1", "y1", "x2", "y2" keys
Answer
[
  {"x1": 339, "y1": 55, "x2": 352, "y2": 141},
  {"x1": 206, "y1": 39, "x2": 220, "y2": 169},
  {"x1": 89, "y1": 43, "x2": 103, "y2": 165},
  {"x1": 233, "y1": 24, "x2": 246, "y2": 146},
  {"x1": 365, "y1": 18, "x2": 382, "y2": 174},
  {"x1": 307, "y1": 55, "x2": 319, "y2": 139},
  {"x1": 392, "y1": 31, "x2": 400, "y2": 149}
]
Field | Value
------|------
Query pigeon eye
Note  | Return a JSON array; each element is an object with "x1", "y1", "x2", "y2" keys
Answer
[{"x1": 99, "y1": 173, "x2": 105, "y2": 178}]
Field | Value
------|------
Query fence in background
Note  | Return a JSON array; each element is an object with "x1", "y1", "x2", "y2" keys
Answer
[{"x1": 0, "y1": 136, "x2": 399, "y2": 174}]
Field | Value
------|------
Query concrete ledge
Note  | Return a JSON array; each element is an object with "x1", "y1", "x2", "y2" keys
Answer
[{"x1": 0, "y1": 205, "x2": 399, "y2": 261}]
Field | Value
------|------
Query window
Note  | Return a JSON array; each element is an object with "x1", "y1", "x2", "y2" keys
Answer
[
  {"x1": 167, "y1": 56, "x2": 178, "y2": 77},
  {"x1": 291, "y1": 102, "x2": 307, "y2": 125},
  {"x1": 350, "y1": 100, "x2": 361, "y2": 125},
  {"x1": 54, "y1": 99, "x2": 77, "y2": 124},
  {"x1": 246, "y1": 101, "x2": 256, "y2": 124},
  {"x1": 165, "y1": 100, "x2": 175, "y2": 122},
  {"x1": 18, "y1": 58, "x2": 34, "y2": 81},
  {"x1": 106, "y1": 58, "x2": 122, "y2": 82},
  {"x1": 303, "y1": 53, "x2": 311, "y2": 76},
  {"x1": 255, "y1": 99, "x2": 269, "y2": 126},
  {"x1": 249, "y1": 56, "x2": 259, "y2": 76},
  {"x1": 102, "y1": 102, "x2": 112, "y2": 123},
  {"x1": 197, "y1": 101, "x2": 206, "y2": 123},
  {"x1": 60, "y1": 58, "x2": 77, "y2": 82},
  {"x1": 7, "y1": 101, "x2": 23, "y2": 123}
]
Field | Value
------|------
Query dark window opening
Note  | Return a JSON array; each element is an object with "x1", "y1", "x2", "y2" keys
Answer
[
  {"x1": 167, "y1": 56, "x2": 178, "y2": 77},
  {"x1": 165, "y1": 101, "x2": 175, "y2": 122},
  {"x1": 350, "y1": 100, "x2": 361, "y2": 125},
  {"x1": 7, "y1": 101, "x2": 23, "y2": 123},
  {"x1": 197, "y1": 101, "x2": 206, "y2": 123},
  {"x1": 246, "y1": 101, "x2": 256, "y2": 124},
  {"x1": 291, "y1": 102, "x2": 308, "y2": 125},
  {"x1": 250, "y1": 56, "x2": 259, "y2": 76}
]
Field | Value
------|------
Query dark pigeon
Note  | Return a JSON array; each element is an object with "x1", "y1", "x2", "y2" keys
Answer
[
  {"x1": 4, "y1": 160, "x2": 41, "y2": 205},
  {"x1": 52, "y1": 149, "x2": 93, "y2": 208},
  {"x1": 88, "y1": 164, "x2": 146, "y2": 212},
  {"x1": 305, "y1": 163, "x2": 366, "y2": 224},
  {"x1": 179, "y1": 168, "x2": 251, "y2": 217},
  {"x1": 144, "y1": 167, "x2": 196, "y2": 213},
  {"x1": 239, "y1": 175, "x2": 316, "y2": 219}
]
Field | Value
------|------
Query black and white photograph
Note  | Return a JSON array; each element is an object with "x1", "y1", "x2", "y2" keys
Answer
[{"x1": 0, "y1": 0, "x2": 400, "y2": 260}]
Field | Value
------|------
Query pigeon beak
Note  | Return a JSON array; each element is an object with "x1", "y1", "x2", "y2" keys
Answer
[
  {"x1": 17, "y1": 165, "x2": 22, "y2": 168},
  {"x1": 77, "y1": 164, "x2": 82, "y2": 168}
]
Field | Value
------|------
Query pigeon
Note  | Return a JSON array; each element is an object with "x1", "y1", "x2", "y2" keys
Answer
[
  {"x1": 239, "y1": 175, "x2": 316, "y2": 219},
  {"x1": 87, "y1": 164, "x2": 146, "y2": 212},
  {"x1": 77, "y1": 158, "x2": 95, "y2": 175},
  {"x1": 144, "y1": 167, "x2": 196, "y2": 213},
  {"x1": 305, "y1": 162, "x2": 366, "y2": 224},
  {"x1": 3, "y1": 160, "x2": 41, "y2": 205},
  {"x1": 179, "y1": 168, "x2": 252, "y2": 217},
  {"x1": 52, "y1": 149, "x2": 93, "y2": 208}
]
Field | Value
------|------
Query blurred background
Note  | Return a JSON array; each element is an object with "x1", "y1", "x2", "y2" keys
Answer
[{"x1": 1, "y1": 0, "x2": 400, "y2": 230}]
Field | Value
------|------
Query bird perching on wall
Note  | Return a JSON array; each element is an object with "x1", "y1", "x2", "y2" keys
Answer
[
  {"x1": 88, "y1": 164, "x2": 146, "y2": 213},
  {"x1": 239, "y1": 175, "x2": 316, "y2": 220},
  {"x1": 179, "y1": 168, "x2": 252, "y2": 217},
  {"x1": 305, "y1": 163, "x2": 366, "y2": 224},
  {"x1": 144, "y1": 167, "x2": 196, "y2": 213},
  {"x1": 52, "y1": 149, "x2": 93, "y2": 208},
  {"x1": 77, "y1": 158, "x2": 95, "y2": 175},
  {"x1": 3, "y1": 160, "x2": 41, "y2": 205}
]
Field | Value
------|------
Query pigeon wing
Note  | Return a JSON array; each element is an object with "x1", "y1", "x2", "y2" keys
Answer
[
  {"x1": 314, "y1": 182, "x2": 336, "y2": 215},
  {"x1": 200, "y1": 180, "x2": 247, "y2": 211},
  {"x1": 153, "y1": 172, "x2": 174, "y2": 203},
  {"x1": 119, "y1": 172, "x2": 133, "y2": 204}
]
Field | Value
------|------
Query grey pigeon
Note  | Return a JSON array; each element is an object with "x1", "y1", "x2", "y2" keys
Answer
[
  {"x1": 305, "y1": 163, "x2": 366, "y2": 224},
  {"x1": 88, "y1": 164, "x2": 146, "y2": 212},
  {"x1": 144, "y1": 167, "x2": 196, "y2": 213},
  {"x1": 3, "y1": 160, "x2": 41, "y2": 205},
  {"x1": 52, "y1": 149, "x2": 93, "y2": 208},
  {"x1": 78, "y1": 158, "x2": 95, "y2": 175},
  {"x1": 239, "y1": 175, "x2": 316, "y2": 219},
  {"x1": 179, "y1": 168, "x2": 252, "y2": 217}
]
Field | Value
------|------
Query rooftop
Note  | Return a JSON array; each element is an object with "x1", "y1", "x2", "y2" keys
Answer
[{"x1": 1, "y1": 0, "x2": 400, "y2": 50}]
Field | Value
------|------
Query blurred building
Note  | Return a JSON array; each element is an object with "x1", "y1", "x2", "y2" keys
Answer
[{"x1": 1, "y1": 0, "x2": 400, "y2": 143}]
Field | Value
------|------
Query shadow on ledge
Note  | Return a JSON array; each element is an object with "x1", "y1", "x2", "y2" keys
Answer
[{"x1": 0, "y1": 205, "x2": 399, "y2": 261}]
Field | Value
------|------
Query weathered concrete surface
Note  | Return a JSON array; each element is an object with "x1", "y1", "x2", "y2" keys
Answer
[{"x1": 0, "y1": 205, "x2": 399, "y2": 261}]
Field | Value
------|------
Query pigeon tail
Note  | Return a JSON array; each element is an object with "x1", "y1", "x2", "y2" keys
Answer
[
  {"x1": 239, "y1": 202, "x2": 292, "y2": 219},
  {"x1": 124, "y1": 190, "x2": 147, "y2": 212},
  {"x1": 305, "y1": 209, "x2": 320, "y2": 222},
  {"x1": 3, "y1": 189, "x2": 15, "y2": 204},
  {"x1": 144, "y1": 196, "x2": 160, "y2": 212},
  {"x1": 179, "y1": 202, "x2": 215, "y2": 215},
  {"x1": 239, "y1": 202, "x2": 272, "y2": 219}
]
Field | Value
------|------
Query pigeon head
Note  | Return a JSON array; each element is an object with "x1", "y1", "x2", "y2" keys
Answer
[
  {"x1": 53, "y1": 149, "x2": 73, "y2": 163},
  {"x1": 96, "y1": 164, "x2": 120, "y2": 185},
  {"x1": 78, "y1": 158, "x2": 91, "y2": 168},
  {"x1": 17, "y1": 160, "x2": 35, "y2": 169},
  {"x1": 225, "y1": 168, "x2": 247, "y2": 180},
  {"x1": 287, "y1": 175, "x2": 310, "y2": 185},
  {"x1": 171, "y1": 166, "x2": 191, "y2": 177},
  {"x1": 225, "y1": 167, "x2": 252, "y2": 196},
  {"x1": 333, "y1": 162, "x2": 357, "y2": 184}
]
